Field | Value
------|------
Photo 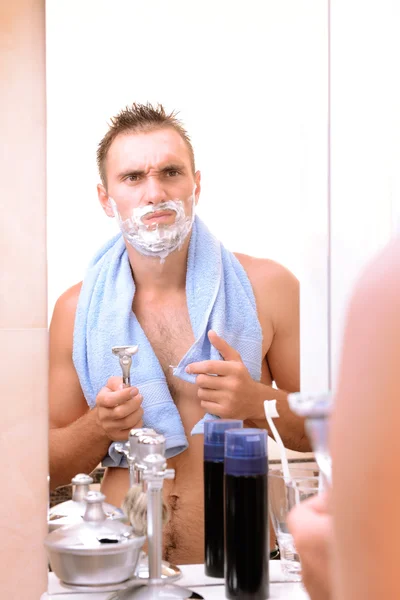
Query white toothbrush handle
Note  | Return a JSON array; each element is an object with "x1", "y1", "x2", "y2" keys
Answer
[{"x1": 265, "y1": 412, "x2": 291, "y2": 483}]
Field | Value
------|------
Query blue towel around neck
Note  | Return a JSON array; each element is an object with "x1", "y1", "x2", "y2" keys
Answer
[{"x1": 73, "y1": 216, "x2": 263, "y2": 467}]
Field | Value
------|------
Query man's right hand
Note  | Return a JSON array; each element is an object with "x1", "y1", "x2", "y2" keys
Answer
[{"x1": 96, "y1": 376, "x2": 144, "y2": 441}]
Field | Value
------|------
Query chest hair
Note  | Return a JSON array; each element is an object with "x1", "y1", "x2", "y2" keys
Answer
[{"x1": 133, "y1": 302, "x2": 195, "y2": 394}]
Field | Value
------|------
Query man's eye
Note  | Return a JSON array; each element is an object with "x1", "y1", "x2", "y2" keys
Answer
[
  {"x1": 166, "y1": 170, "x2": 179, "y2": 177},
  {"x1": 127, "y1": 175, "x2": 139, "y2": 182}
]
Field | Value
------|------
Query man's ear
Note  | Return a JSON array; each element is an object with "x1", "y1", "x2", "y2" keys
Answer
[
  {"x1": 194, "y1": 171, "x2": 201, "y2": 206},
  {"x1": 97, "y1": 183, "x2": 114, "y2": 217}
]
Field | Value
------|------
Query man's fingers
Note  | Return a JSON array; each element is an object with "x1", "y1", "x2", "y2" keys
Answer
[
  {"x1": 199, "y1": 399, "x2": 228, "y2": 418},
  {"x1": 208, "y1": 330, "x2": 241, "y2": 361},
  {"x1": 111, "y1": 395, "x2": 143, "y2": 419},
  {"x1": 196, "y1": 374, "x2": 226, "y2": 390},
  {"x1": 98, "y1": 386, "x2": 139, "y2": 409},
  {"x1": 111, "y1": 408, "x2": 144, "y2": 431},
  {"x1": 108, "y1": 418, "x2": 144, "y2": 441},
  {"x1": 197, "y1": 388, "x2": 221, "y2": 401},
  {"x1": 105, "y1": 376, "x2": 125, "y2": 391},
  {"x1": 96, "y1": 382, "x2": 144, "y2": 442},
  {"x1": 186, "y1": 360, "x2": 230, "y2": 376},
  {"x1": 102, "y1": 406, "x2": 144, "y2": 432},
  {"x1": 198, "y1": 389, "x2": 231, "y2": 418}
]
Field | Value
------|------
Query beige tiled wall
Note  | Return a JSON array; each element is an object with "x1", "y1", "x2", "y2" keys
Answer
[{"x1": 0, "y1": 1, "x2": 48, "y2": 598}]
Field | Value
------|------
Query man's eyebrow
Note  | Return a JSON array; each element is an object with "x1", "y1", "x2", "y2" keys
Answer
[
  {"x1": 117, "y1": 169, "x2": 145, "y2": 181},
  {"x1": 159, "y1": 163, "x2": 186, "y2": 172},
  {"x1": 117, "y1": 163, "x2": 186, "y2": 181}
]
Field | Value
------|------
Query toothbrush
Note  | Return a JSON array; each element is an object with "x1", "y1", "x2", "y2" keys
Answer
[
  {"x1": 264, "y1": 400, "x2": 292, "y2": 483},
  {"x1": 264, "y1": 400, "x2": 301, "y2": 505}
]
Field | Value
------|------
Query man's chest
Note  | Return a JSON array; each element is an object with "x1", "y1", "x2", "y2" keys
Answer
[
  {"x1": 133, "y1": 301, "x2": 195, "y2": 378},
  {"x1": 133, "y1": 301, "x2": 204, "y2": 430}
]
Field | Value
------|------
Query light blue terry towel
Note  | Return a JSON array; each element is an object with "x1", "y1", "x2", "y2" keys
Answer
[{"x1": 73, "y1": 216, "x2": 263, "y2": 467}]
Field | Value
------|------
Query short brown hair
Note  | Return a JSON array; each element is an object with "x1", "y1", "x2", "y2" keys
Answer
[{"x1": 97, "y1": 102, "x2": 195, "y2": 186}]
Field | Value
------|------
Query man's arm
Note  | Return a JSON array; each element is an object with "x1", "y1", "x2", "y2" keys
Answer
[
  {"x1": 48, "y1": 284, "x2": 111, "y2": 489},
  {"x1": 49, "y1": 284, "x2": 145, "y2": 490},
  {"x1": 188, "y1": 257, "x2": 310, "y2": 452},
  {"x1": 244, "y1": 258, "x2": 310, "y2": 452}
]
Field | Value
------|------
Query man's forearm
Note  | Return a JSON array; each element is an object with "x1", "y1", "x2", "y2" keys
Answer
[
  {"x1": 49, "y1": 408, "x2": 111, "y2": 490},
  {"x1": 245, "y1": 382, "x2": 311, "y2": 452}
]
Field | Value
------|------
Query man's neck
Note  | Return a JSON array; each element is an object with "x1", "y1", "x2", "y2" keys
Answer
[{"x1": 125, "y1": 236, "x2": 191, "y2": 297}]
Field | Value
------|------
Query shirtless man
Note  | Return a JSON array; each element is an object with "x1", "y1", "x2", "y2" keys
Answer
[{"x1": 49, "y1": 103, "x2": 310, "y2": 565}]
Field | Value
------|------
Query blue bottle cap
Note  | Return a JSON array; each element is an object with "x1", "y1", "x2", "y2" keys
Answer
[
  {"x1": 225, "y1": 428, "x2": 268, "y2": 476},
  {"x1": 204, "y1": 420, "x2": 243, "y2": 462}
]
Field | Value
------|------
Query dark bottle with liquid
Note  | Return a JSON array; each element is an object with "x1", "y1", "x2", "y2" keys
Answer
[
  {"x1": 224, "y1": 428, "x2": 269, "y2": 599},
  {"x1": 204, "y1": 419, "x2": 243, "y2": 578}
]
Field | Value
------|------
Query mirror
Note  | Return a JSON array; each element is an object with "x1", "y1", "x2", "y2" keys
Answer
[
  {"x1": 46, "y1": 0, "x2": 328, "y2": 326},
  {"x1": 45, "y1": 0, "x2": 329, "y2": 570}
]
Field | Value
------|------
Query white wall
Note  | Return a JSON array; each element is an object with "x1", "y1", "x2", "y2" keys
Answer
[
  {"x1": 46, "y1": 0, "x2": 329, "y2": 343},
  {"x1": 329, "y1": 0, "x2": 400, "y2": 387}
]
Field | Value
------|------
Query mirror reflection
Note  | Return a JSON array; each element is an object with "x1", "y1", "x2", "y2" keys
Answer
[{"x1": 46, "y1": 0, "x2": 327, "y2": 574}]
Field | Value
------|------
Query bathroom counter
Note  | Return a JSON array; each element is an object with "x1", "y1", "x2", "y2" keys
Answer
[{"x1": 41, "y1": 562, "x2": 309, "y2": 599}]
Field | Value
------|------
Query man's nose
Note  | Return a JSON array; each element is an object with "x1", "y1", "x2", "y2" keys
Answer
[{"x1": 144, "y1": 175, "x2": 168, "y2": 205}]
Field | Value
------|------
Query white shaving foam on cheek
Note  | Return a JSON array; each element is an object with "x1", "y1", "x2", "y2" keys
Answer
[{"x1": 108, "y1": 190, "x2": 196, "y2": 262}]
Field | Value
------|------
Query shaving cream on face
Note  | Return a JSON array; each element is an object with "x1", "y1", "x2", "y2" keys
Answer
[{"x1": 108, "y1": 189, "x2": 196, "y2": 261}]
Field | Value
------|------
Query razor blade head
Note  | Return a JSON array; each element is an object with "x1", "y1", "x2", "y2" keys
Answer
[{"x1": 112, "y1": 345, "x2": 139, "y2": 357}]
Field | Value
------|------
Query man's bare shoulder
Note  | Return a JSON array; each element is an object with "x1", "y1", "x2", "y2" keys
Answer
[
  {"x1": 49, "y1": 281, "x2": 88, "y2": 430},
  {"x1": 234, "y1": 252, "x2": 299, "y2": 335},
  {"x1": 234, "y1": 252, "x2": 299, "y2": 296},
  {"x1": 53, "y1": 282, "x2": 83, "y2": 316},
  {"x1": 50, "y1": 282, "x2": 83, "y2": 345}
]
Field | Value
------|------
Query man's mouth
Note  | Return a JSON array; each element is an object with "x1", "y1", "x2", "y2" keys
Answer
[{"x1": 142, "y1": 210, "x2": 175, "y2": 225}]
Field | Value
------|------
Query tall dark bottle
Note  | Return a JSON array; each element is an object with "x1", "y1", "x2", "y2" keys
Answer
[
  {"x1": 203, "y1": 419, "x2": 243, "y2": 577},
  {"x1": 224, "y1": 428, "x2": 269, "y2": 599}
]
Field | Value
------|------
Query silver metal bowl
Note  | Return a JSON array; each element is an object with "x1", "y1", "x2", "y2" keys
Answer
[
  {"x1": 45, "y1": 491, "x2": 145, "y2": 586},
  {"x1": 45, "y1": 533, "x2": 145, "y2": 586}
]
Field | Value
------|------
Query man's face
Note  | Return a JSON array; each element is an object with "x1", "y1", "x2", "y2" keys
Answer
[{"x1": 99, "y1": 128, "x2": 200, "y2": 226}]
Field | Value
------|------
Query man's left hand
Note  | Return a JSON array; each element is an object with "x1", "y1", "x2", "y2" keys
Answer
[{"x1": 185, "y1": 330, "x2": 260, "y2": 420}]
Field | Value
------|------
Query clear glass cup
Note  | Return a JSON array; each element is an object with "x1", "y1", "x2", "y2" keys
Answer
[{"x1": 268, "y1": 465, "x2": 320, "y2": 581}]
